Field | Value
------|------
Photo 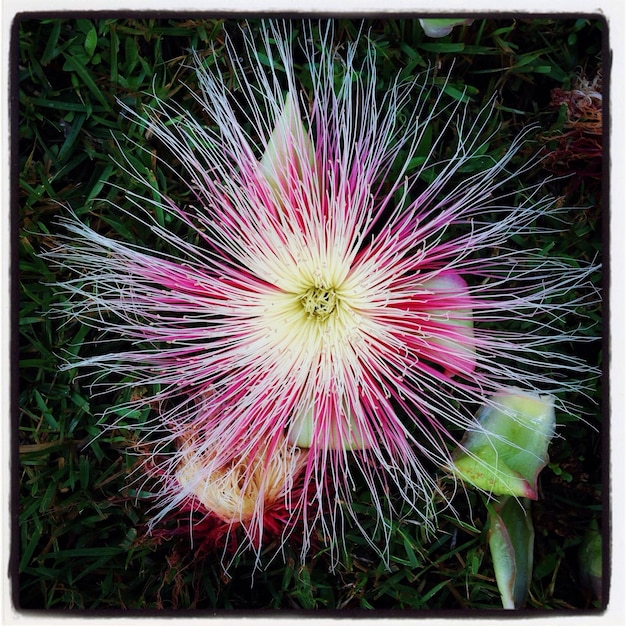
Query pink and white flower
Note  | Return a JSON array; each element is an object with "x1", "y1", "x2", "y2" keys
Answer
[{"x1": 47, "y1": 21, "x2": 599, "y2": 567}]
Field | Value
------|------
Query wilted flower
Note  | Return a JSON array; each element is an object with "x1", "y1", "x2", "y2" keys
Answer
[
  {"x1": 47, "y1": 21, "x2": 599, "y2": 567},
  {"x1": 543, "y1": 68, "x2": 603, "y2": 195},
  {"x1": 147, "y1": 424, "x2": 310, "y2": 565}
]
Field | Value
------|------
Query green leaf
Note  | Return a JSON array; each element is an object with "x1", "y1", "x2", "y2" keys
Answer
[
  {"x1": 57, "y1": 113, "x2": 86, "y2": 162},
  {"x1": 486, "y1": 496, "x2": 534, "y2": 609},
  {"x1": 62, "y1": 52, "x2": 110, "y2": 110},
  {"x1": 19, "y1": 522, "x2": 43, "y2": 572},
  {"x1": 84, "y1": 26, "x2": 98, "y2": 59},
  {"x1": 40, "y1": 20, "x2": 62, "y2": 65},
  {"x1": 578, "y1": 519, "x2": 602, "y2": 600},
  {"x1": 418, "y1": 42, "x2": 466, "y2": 53}
]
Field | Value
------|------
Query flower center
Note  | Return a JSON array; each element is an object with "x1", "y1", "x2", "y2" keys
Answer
[{"x1": 300, "y1": 286, "x2": 338, "y2": 321}]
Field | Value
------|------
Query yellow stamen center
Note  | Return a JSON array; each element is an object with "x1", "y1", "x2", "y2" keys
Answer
[{"x1": 300, "y1": 286, "x2": 338, "y2": 321}]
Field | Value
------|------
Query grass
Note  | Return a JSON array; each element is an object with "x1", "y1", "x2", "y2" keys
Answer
[{"x1": 14, "y1": 16, "x2": 604, "y2": 611}]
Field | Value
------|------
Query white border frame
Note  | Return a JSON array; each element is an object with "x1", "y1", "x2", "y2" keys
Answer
[{"x1": 3, "y1": 2, "x2": 623, "y2": 624}]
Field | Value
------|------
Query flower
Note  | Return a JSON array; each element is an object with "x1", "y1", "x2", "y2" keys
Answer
[
  {"x1": 47, "y1": 21, "x2": 599, "y2": 567},
  {"x1": 146, "y1": 425, "x2": 310, "y2": 566}
]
